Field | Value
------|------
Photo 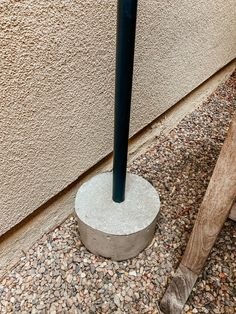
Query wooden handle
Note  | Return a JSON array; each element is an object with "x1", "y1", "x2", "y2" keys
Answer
[{"x1": 182, "y1": 113, "x2": 236, "y2": 274}]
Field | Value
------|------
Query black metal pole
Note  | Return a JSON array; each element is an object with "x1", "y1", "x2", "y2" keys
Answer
[{"x1": 112, "y1": 0, "x2": 138, "y2": 203}]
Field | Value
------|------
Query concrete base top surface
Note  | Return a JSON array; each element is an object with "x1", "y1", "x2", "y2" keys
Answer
[{"x1": 75, "y1": 172, "x2": 160, "y2": 235}]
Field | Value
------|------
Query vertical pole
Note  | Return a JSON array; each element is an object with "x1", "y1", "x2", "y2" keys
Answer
[{"x1": 112, "y1": 0, "x2": 138, "y2": 203}]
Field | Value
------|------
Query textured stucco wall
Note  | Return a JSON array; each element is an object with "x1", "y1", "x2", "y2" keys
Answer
[{"x1": 0, "y1": 0, "x2": 236, "y2": 236}]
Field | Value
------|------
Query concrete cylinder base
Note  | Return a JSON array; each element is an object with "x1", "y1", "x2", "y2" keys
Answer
[{"x1": 75, "y1": 172, "x2": 160, "y2": 261}]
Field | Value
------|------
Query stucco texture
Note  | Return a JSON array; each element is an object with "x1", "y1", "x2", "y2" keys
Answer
[{"x1": 0, "y1": 0, "x2": 236, "y2": 236}]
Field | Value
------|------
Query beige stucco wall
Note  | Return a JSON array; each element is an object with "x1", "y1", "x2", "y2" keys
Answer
[{"x1": 0, "y1": 0, "x2": 235, "y2": 237}]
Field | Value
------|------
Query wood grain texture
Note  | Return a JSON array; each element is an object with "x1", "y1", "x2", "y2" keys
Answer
[
  {"x1": 182, "y1": 114, "x2": 236, "y2": 274},
  {"x1": 160, "y1": 114, "x2": 236, "y2": 314},
  {"x1": 160, "y1": 263, "x2": 198, "y2": 314}
]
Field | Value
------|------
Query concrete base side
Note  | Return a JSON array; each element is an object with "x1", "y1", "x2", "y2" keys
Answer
[
  {"x1": 77, "y1": 218, "x2": 157, "y2": 261},
  {"x1": 75, "y1": 172, "x2": 160, "y2": 260}
]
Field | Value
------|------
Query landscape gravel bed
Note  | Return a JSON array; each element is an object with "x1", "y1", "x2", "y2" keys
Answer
[{"x1": 0, "y1": 71, "x2": 235, "y2": 313}]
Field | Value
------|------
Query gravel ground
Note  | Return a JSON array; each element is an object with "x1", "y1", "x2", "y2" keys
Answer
[{"x1": 0, "y1": 71, "x2": 236, "y2": 314}]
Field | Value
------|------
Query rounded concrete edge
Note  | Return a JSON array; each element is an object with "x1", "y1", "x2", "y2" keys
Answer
[
  {"x1": 74, "y1": 172, "x2": 160, "y2": 260},
  {"x1": 75, "y1": 213, "x2": 158, "y2": 261}
]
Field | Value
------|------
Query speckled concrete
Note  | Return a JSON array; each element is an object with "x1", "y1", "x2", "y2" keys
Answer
[
  {"x1": 75, "y1": 172, "x2": 160, "y2": 235},
  {"x1": 75, "y1": 172, "x2": 160, "y2": 260}
]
